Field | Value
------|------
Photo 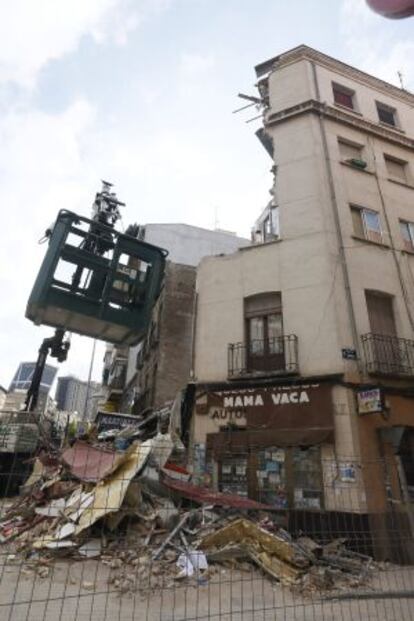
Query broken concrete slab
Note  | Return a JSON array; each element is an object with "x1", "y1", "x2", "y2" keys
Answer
[{"x1": 200, "y1": 518, "x2": 309, "y2": 585}]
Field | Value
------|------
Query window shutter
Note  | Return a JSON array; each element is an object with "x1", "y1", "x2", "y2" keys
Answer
[
  {"x1": 366, "y1": 292, "x2": 397, "y2": 336},
  {"x1": 339, "y1": 140, "x2": 362, "y2": 160},
  {"x1": 351, "y1": 207, "x2": 364, "y2": 238},
  {"x1": 385, "y1": 157, "x2": 406, "y2": 183}
]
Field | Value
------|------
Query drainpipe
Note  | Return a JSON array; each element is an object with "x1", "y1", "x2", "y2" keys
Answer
[
  {"x1": 190, "y1": 290, "x2": 198, "y2": 380},
  {"x1": 310, "y1": 61, "x2": 363, "y2": 373}
]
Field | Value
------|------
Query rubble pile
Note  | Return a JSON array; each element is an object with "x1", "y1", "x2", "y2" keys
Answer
[{"x1": 0, "y1": 430, "x2": 375, "y2": 596}]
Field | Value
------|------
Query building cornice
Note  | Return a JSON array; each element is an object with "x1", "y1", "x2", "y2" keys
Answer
[
  {"x1": 264, "y1": 99, "x2": 414, "y2": 150},
  {"x1": 256, "y1": 45, "x2": 414, "y2": 107},
  {"x1": 195, "y1": 373, "x2": 344, "y2": 393}
]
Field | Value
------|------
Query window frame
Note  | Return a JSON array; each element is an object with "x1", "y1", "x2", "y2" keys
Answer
[
  {"x1": 255, "y1": 446, "x2": 324, "y2": 510},
  {"x1": 332, "y1": 82, "x2": 356, "y2": 111},
  {"x1": 338, "y1": 138, "x2": 364, "y2": 162},
  {"x1": 351, "y1": 205, "x2": 383, "y2": 244},
  {"x1": 376, "y1": 101, "x2": 398, "y2": 128},
  {"x1": 384, "y1": 154, "x2": 408, "y2": 184},
  {"x1": 246, "y1": 312, "x2": 284, "y2": 356},
  {"x1": 400, "y1": 220, "x2": 414, "y2": 252},
  {"x1": 244, "y1": 293, "x2": 284, "y2": 369}
]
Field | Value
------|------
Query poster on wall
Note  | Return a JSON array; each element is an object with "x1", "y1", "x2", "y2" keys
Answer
[{"x1": 356, "y1": 388, "x2": 383, "y2": 415}]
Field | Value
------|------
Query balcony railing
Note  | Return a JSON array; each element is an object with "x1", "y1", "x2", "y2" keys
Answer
[
  {"x1": 361, "y1": 333, "x2": 414, "y2": 377},
  {"x1": 228, "y1": 335, "x2": 299, "y2": 379},
  {"x1": 108, "y1": 360, "x2": 127, "y2": 391}
]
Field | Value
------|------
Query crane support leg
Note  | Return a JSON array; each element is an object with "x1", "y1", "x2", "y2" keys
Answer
[{"x1": 24, "y1": 329, "x2": 70, "y2": 413}]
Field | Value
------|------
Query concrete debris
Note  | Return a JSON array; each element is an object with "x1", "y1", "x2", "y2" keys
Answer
[
  {"x1": 0, "y1": 428, "x2": 376, "y2": 596},
  {"x1": 78, "y1": 538, "x2": 102, "y2": 558},
  {"x1": 200, "y1": 518, "x2": 309, "y2": 585}
]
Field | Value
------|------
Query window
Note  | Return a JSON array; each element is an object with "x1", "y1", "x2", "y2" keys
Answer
[
  {"x1": 384, "y1": 155, "x2": 408, "y2": 183},
  {"x1": 244, "y1": 292, "x2": 285, "y2": 371},
  {"x1": 219, "y1": 456, "x2": 248, "y2": 497},
  {"x1": 265, "y1": 206, "x2": 279, "y2": 240},
  {"x1": 364, "y1": 291, "x2": 405, "y2": 375},
  {"x1": 333, "y1": 83, "x2": 355, "y2": 110},
  {"x1": 254, "y1": 205, "x2": 279, "y2": 243},
  {"x1": 338, "y1": 139, "x2": 363, "y2": 161},
  {"x1": 376, "y1": 102, "x2": 397, "y2": 127},
  {"x1": 366, "y1": 291, "x2": 396, "y2": 336},
  {"x1": 351, "y1": 206, "x2": 382, "y2": 244},
  {"x1": 256, "y1": 446, "x2": 323, "y2": 510},
  {"x1": 400, "y1": 220, "x2": 414, "y2": 252}
]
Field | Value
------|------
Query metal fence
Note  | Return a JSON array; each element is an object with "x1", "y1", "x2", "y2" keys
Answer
[{"x1": 0, "y1": 443, "x2": 413, "y2": 621}]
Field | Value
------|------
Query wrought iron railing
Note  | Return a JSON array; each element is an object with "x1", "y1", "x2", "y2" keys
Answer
[
  {"x1": 361, "y1": 332, "x2": 414, "y2": 377},
  {"x1": 108, "y1": 359, "x2": 127, "y2": 390},
  {"x1": 228, "y1": 335, "x2": 299, "y2": 378}
]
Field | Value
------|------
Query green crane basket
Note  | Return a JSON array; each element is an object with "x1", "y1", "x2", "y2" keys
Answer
[{"x1": 26, "y1": 210, "x2": 167, "y2": 345}]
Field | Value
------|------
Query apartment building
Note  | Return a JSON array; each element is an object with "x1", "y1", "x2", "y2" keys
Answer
[{"x1": 190, "y1": 46, "x2": 414, "y2": 560}]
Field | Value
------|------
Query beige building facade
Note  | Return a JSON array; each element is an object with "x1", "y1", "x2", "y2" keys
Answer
[{"x1": 191, "y1": 46, "x2": 414, "y2": 560}]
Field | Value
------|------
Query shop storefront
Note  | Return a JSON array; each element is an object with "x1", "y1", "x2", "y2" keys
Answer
[{"x1": 191, "y1": 382, "x2": 334, "y2": 510}]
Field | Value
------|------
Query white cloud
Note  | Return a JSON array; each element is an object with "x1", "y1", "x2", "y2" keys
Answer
[
  {"x1": 340, "y1": 0, "x2": 414, "y2": 88},
  {"x1": 0, "y1": 0, "x2": 267, "y2": 388},
  {"x1": 0, "y1": 98, "x2": 100, "y2": 385},
  {"x1": 179, "y1": 52, "x2": 215, "y2": 77},
  {"x1": 0, "y1": 0, "x2": 141, "y2": 88}
]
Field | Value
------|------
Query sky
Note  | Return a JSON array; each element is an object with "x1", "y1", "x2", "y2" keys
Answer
[{"x1": 0, "y1": 0, "x2": 413, "y2": 392}]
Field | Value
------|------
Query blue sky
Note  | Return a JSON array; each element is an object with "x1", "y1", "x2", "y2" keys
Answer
[{"x1": 0, "y1": 0, "x2": 413, "y2": 390}]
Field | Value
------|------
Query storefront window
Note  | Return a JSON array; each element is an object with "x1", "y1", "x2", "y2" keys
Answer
[
  {"x1": 219, "y1": 456, "x2": 248, "y2": 497},
  {"x1": 256, "y1": 446, "x2": 323, "y2": 510},
  {"x1": 257, "y1": 447, "x2": 288, "y2": 508},
  {"x1": 292, "y1": 447, "x2": 323, "y2": 509}
]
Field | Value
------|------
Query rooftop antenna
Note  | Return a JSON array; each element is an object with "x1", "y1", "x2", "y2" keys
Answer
[
  {"x1": 397, "y1": 70, "x2": 405, "y2": 89},
  {"x1": 214, "y1": 205, "x2": 219, "y2": 230}
]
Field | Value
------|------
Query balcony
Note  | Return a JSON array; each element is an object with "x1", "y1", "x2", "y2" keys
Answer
[
  {"x1": 108, "y1": 359, "x2": 127, "y2": 391},
  {"x1": 361, "y1": 333, "x2": 414, "y2": 377},
  {"x1": 228, "y1": 335, "x2": 299, "y2": 379}
]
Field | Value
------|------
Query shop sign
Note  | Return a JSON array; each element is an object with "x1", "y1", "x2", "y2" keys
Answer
[
  {"x1": 208, "y1": 384, "x2": 323, "y2": 412},
  {"x1": 94, "y1": 410, "x2": 141, "y2": 432},
  {"x1": 339, "y1": 463, "x2": 357, "y2": 482},
  {"x1": 198, "y1": 383, "x2": 333, "y2": 433},
  {"x1": 223, "y1": 390, "x2": 311, "y2": 407},
  {"x1": 209, "y1": 408, "x2": 246, "y2": 422},
  {"x1": 357, "y1": 388, "x2": 382, "y2": 415}
]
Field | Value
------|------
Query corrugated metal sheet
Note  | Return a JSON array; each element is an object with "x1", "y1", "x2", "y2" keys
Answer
[
  {"x1": 163, "y1": 477, "x2": 272, "y2": 510},
  {"x1": 61, "y1": 441, "x2": 126, "y2": 482}
]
